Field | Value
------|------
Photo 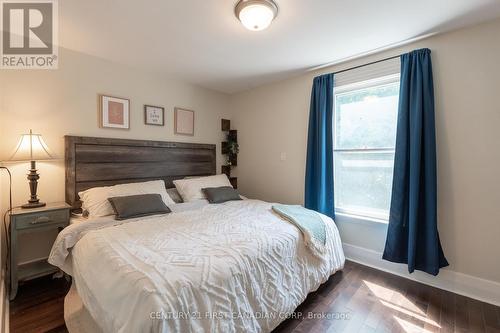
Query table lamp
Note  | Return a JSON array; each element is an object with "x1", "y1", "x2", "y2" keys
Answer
[{"x1": 10, "y1": 129, "x2": 53, "y2": 208}]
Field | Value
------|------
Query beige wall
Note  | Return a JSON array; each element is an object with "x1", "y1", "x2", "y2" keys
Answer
[
  {"x1": 0, "y1": 15, "x2": 499, "y2": 298},
  {"x1": 0, "y1": 48, "x2": 230, "y2": 263},
  {"x1": 230, "y1": 18, "x2": 500, "y2": 283}
]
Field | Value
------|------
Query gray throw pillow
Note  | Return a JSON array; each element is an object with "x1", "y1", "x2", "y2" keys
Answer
[
  {"x1": 202, "y1": 186, "x2": 242, "y2": 204},
  {"x1": 108, "y1": 194, "x2": 171, "y2": 220}
]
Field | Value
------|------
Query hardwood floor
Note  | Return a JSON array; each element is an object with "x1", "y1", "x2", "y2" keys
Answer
[
  {"x1": 10, "y1": 275, "x2": 70, "y2": 333},
  {"x1": 10, "y1": 261, "x2": 500, "y2": 333}
]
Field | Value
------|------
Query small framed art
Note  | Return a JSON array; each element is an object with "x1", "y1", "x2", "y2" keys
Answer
[
  {"x1": 144, "y1": 105, "x2": 165, "y2": 126},
  {"x1": 100, "y1": 95, "x2": 130, "y2": 129},
  {"x1": 174, "y1": 107, "x2": 195, "y2": 136}
]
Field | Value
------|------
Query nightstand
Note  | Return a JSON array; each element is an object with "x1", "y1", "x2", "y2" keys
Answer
[{"x1": 10, "y1": 202, "x2": 71, "y2": 300}]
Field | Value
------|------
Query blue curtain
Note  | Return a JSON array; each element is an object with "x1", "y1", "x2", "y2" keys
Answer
[
  {"x1": 383, "y1": 48, "x2": 448, "y2": 276},
  {"x1": 305, "y1": 73, "x2": 334, "y2": 218}
]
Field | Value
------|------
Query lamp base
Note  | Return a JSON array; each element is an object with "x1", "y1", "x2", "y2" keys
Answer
[
  {"x1": 22, "y1": 201, "x2": 46, "y2": 209},
  {"x1": 22, "y1": 160, "x2": 45, "y2": 209}
]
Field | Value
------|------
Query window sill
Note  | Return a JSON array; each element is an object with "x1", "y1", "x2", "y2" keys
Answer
[{"x1": 334, "y1": 211, "x2": 389, "y2": 225}]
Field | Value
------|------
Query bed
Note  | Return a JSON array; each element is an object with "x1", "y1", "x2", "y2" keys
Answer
[{"x1": 49, "y1": 136, "x2": 345, "y2": 333}]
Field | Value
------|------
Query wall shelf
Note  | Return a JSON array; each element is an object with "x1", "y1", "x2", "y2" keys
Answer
[{"x1": 221, "y1": 119, "x2": 238, "y2": 188}]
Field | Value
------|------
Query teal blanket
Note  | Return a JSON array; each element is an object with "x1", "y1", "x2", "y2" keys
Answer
[{"x1": 272, "y1": 204, "x2": 326, "y2": 256}]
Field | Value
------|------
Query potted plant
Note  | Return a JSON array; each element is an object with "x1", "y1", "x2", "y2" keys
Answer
[{"x1": 226, "y1": 134, "x2": 239, "y2": 166}]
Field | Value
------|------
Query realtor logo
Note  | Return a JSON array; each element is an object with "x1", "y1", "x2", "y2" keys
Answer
[{"x1": 1, "y1": 0, "x2": 58, "y2": 69}]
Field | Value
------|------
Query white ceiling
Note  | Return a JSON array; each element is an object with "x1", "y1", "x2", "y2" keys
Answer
[{"x1": 59, "y1": 0, "x2": 500, "y2": 94}]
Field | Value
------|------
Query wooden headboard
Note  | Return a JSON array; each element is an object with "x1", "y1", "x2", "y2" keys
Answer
[{"x1": 65, "y1": 136, "x2": 216, "y2": 209}]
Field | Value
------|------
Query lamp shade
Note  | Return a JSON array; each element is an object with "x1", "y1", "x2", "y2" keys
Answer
[{"x1": 10, "y1": 130, "x2": 53, "y2": 161}]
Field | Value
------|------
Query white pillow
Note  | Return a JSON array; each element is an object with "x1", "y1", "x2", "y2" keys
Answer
[
  {"x1": 79, "y1": 180, "x2": 175, "y2": 218},
  {"x1": 173, "y1": 174, "x2": 232, "y2": 202}
]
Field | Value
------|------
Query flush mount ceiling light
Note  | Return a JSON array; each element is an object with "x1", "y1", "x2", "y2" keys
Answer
[{"x1": 235, "y1": 0, "x2": 278, "y2": 31}]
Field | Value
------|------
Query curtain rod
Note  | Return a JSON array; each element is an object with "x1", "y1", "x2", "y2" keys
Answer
[
  {"x1": 309, "y1": 31, "x2": 436, "y2": 73},
  {"x1": 332, "y1": 54, "x2": 401, "y2": 76}
]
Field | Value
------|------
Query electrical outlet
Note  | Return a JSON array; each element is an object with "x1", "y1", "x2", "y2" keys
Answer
[{"x1": 280, "y1": 152, "x2": 287, "y2": 161}]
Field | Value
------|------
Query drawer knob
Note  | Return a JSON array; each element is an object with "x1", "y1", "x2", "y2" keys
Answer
[{"x1": 31, "y1": 216, "x2": 52, "y2": 224}]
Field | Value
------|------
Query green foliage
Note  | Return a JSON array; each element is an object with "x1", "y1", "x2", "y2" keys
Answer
[
  {"x1": 227, "y1": 140, "x2": 239, "y2": 155},
  {"x1": 335, "y1": 82, "x2": 399, "y2": 149},
  {"x1": 225, "y1": 133, "x2": 239, "y2": 167}
]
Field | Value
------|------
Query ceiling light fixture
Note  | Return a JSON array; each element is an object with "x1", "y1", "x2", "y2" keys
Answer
[{"x1": 235, "y1": 0, "x2": 278, "y2": 31}]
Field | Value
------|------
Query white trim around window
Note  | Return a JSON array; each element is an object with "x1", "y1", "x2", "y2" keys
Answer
[{"x1": 333, "y1": 69, "x2": 400, "y2": 223}]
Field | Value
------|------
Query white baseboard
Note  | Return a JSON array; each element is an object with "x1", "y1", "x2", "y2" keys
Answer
[{"x1": 343, "y1": 243, "x2": 500, "y2": 307}]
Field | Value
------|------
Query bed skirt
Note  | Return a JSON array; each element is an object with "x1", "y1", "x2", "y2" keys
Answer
[{"x1": 64, "y1": 281, "x2": 103, "y2": 333}]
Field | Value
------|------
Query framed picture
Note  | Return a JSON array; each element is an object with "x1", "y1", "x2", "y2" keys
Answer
[
  {"x1": 174, "y1": 107, "x2": 195, "y2": 136},
  {"x1": 144, "y1": 105, "x2": 165, "y2": 126},
  {"x1": 100, "y1": 95, "x2": 130, "y2": 129}
]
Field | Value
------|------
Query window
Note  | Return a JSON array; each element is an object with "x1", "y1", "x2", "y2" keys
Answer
[{"x1": 334, "y1": 73, "x2": 400, "y2": 221}]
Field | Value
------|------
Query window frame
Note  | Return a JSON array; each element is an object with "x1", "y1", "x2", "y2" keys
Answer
[{"x1": 333, "y1": 73, "x2": 400, "y2": 223}]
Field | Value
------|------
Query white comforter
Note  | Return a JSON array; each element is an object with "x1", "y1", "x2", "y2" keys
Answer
[{"x1": 49, "y1": 199, "x2": 345, "y2": 333}]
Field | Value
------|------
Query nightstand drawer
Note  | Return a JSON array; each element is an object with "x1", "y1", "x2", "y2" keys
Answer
[{"x1": 15, "y1": 209, "x2": 69, "y2": 230}]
